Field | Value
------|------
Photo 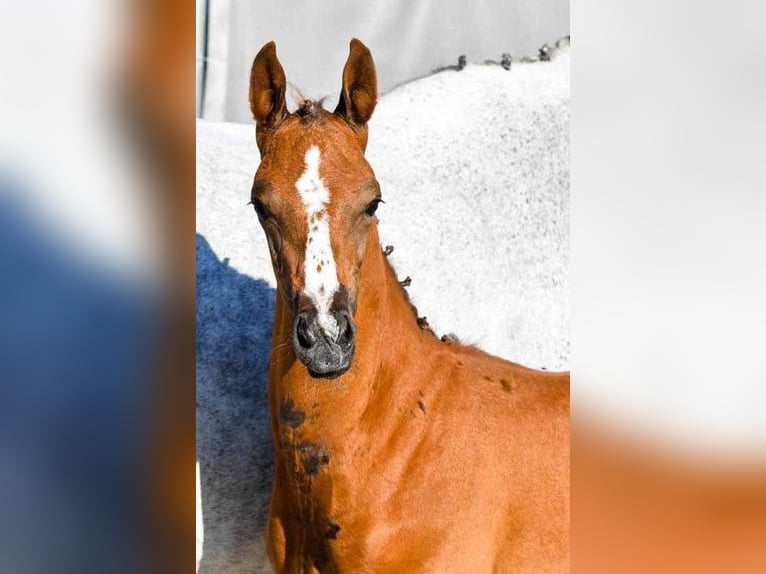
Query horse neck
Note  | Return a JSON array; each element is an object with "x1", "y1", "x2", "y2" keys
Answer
[
  {"x1": 354, "y1": 224, "x2": 431, "y2": 377},
  {"x1": 270, "y1": 224, "x2": 431, "y2": 432}
]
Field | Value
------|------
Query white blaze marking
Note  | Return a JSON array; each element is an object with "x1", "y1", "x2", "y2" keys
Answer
[{"x1": 295, "y1": 146, "x2": 340, "y2": 339}]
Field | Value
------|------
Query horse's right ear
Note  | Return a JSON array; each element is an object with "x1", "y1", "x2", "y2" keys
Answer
[{"x1": 249, "y1": 41, "x2": 287, "y2": 129}]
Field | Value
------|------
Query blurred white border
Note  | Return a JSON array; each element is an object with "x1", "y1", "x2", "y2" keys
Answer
[
  {"x1": 0, "y1": 0, "x2": 162, "y2": 288},
  {"x1": 572, "y1": 0, "x2": 766, "y2": 456}
]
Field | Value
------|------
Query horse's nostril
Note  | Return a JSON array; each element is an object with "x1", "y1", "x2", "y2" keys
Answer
[
  {"x1": 296, "y1": 314, "x2": 315, "y2": 349},
  {"x1": 336, "y1": 311, "x2": 356, "y2": 347}
]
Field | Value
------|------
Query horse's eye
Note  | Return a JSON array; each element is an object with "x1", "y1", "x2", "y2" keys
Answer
[
  {"x1": 365, "y1": 198, "x2": 383, "y2": 217},
  {"x1": 251, "y1": 197, "x2": 269, "y2": 220}
]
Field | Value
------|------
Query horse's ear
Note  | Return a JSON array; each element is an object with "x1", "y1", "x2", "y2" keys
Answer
[
  {"x1": 335, "y1": 39, "x2": 377, "y2": 127},
  {"x1": 249, "y1": 41, "x2": 287, "y2": 129}
]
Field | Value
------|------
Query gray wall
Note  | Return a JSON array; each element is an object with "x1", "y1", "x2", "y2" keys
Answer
[{"x1": 202, "y1": 0, "x2": 569, "y2": 123}]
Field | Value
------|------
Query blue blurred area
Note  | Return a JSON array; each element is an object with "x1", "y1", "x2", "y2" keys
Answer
[{"x1": 0, "y1": 178, "x2": 155, "y2": 573}]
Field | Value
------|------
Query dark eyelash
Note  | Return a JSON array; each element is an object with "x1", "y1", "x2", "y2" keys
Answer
[{"x1": 365, "y1": 198, "x2": 384, "y2": 217}]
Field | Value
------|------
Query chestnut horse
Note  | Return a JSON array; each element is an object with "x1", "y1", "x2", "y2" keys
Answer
[{"x1": 249, "y1": 39, "x2": 569, "y2": 573}]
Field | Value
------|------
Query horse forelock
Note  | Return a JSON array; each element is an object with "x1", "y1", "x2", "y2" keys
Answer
[{"x1": 295, "y1": 98, "x2": 329, "y2": 120}]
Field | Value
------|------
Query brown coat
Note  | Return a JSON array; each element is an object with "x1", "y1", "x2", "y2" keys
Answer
[{"x1": 248, "y1": 39, "x2": 570, "y2": 573}]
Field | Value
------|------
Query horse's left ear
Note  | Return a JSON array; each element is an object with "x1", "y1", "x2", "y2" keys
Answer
[{"x1": 335, "y1": 39, "x2": 377, "y2": 128}]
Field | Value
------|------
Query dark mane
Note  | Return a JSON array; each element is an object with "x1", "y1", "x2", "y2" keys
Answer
[
  {"x1": 383, "y1": 248, "x2": 475, "y2": 347},
  {"x1": 295, "y1": 98, "x2": 329, "y2": 121},
  {"x1": 383, "y1": 255, "x2": 441, "y2": 340}
]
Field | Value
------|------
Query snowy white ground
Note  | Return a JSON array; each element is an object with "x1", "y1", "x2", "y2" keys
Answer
[{"x1": 196, "y1": 45, "x2": 569, "y2": 573}]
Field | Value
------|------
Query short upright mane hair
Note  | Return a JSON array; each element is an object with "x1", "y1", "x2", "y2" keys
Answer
[{"x1": 295, "y1": 98, "x2": 328, "y2": 120}]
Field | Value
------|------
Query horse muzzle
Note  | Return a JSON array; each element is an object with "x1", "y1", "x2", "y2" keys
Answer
[{"x1": 292, "y1": 304, "x2": 356, "y2": 378}]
